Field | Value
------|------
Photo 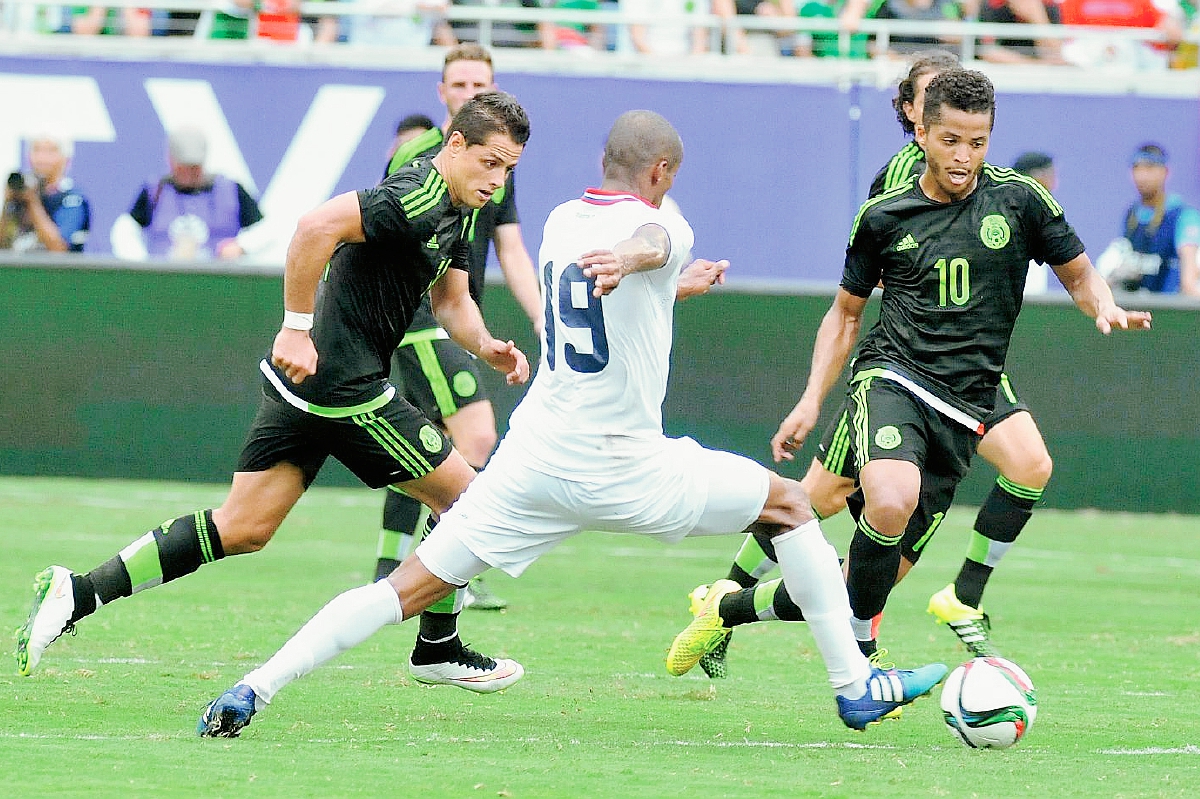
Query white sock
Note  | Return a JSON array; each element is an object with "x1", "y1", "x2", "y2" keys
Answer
[
  {"x1": 773, "y1": 520, "x2": 870, "y2": 698},
  {"x1": 241, "y1": 580, "x2": 403, "y2": 705}
]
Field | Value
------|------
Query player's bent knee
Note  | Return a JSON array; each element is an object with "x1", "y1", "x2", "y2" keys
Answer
[{"x1": 760, "y1": 474, "x2": 817, "y2": 530}]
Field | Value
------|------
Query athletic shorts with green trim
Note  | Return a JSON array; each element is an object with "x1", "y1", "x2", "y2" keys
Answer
[
  {"x1": 984, "y1": 371, "x2": 1031, "y2": 429},
  {"x1": 816, "y1": 392, "x2": 859, "y2": 480},
  {"x1": 238, "y1": 384, "x2": 453, "y2": 489},
  {"x1": 392, "y1": 330, "x2": 489, "y2": 426}
]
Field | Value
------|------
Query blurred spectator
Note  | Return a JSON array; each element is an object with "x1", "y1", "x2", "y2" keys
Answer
[
  {"x1": 835, "y1": 0, "x2": 955, "y2": 57},
  {"x1": 623, "y1": 0, "x2": 708, "y2": 54},
  {"x1": 1060, "y1": 0, "x2": 1185, "y2": 69},
  {"x1": 794, "y1": 0, "x2": 869, "y2": 58},
  {"x1": 840, "y1": 0, "x2": 962, "y2": 57},
  {"x1": 1011, "y1": 151, "x2": 1057, "y2": 294},
  {"x1": 710, "y1": 0, "x2": 795, "y2": 55},
  {"x1": 0, "y1": 134, "x2": 91, "y2": 254},
  {"x1": 1096, "y1": 143, "x2": 1200, "y2": 295},
  {"x1": 110, "y1": 125, "x2": 264, "y2": 262},
  {"x1": 976, "y1": 0, "x2": 1067, "y2": 64},
  {"x1": 66, "y1": 6, "x2": 152, "y2": 35},
  {"x1": 386, "y1": 113, "x2": 438, "y2": 165},
  {"x1": 344, "y1": 0, "x2": 457, "y2": 45},
  {"x1": 189, "y1": 0, "x2": 339, "y2": 40},
  {"x1": 539, "y1": 0, "x2": 608, "y2": 50}
]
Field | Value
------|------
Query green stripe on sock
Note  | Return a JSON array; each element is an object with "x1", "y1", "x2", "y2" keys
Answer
[
  {"x1": 966, "y1": 530, "x2": 992, "y2": 564},
  {"x1": 120, "y1": 531, "x2": 164, "y2": 593},
  {"x1": 753, "y1": 580, "x2": 780, "y2": 618},
  {"x1": 856, "y1": 516, "x2": 898, "y2": 547},
  {"x1": 996, "y1": 475, "x2": 1044, "y2": 502}
]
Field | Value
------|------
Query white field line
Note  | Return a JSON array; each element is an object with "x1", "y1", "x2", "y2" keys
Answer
[
  {"x1": 0, "y1": 730, "x2": 898, "y2": 749},
  {"x1": 1098, "y1": 745, "x2": 1200, "y2": 755}
]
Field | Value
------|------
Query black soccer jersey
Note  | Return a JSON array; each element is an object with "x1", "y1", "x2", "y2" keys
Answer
[
  {"x1": 264, "y1": 157, "x2": 470, "y2": 409},
  {"x1": 841, "y1": 163, "x2": 1085, "y2": 421},
  {"x1": 386, "y1": 126, "x2": 521, "y2": 332},
  {"x1": 869, "y1": 140, "x2": 925, "y2": 199}
]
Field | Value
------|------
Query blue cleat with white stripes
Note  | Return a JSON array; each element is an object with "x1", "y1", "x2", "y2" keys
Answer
[{"x1": 836, "y1": 663, "x2": 949, "y2": 730}]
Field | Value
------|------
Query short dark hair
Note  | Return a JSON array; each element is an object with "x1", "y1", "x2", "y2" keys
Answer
[
  {"x1": 922, "y1": 70, "x2": 995, "y2": 131},
  {"x1": 894, "y1": 50, "x2": 961, "y2": 135},
  {"x1": 602, "y1": 110, "x2": 684, "y2": 182},
  {"x1": 448, "y1": 91, "x2": 530, "y2": 148},
  {"x1": 1131, "y1": 142, "x2": 1168, "y2": 166},
  {"x1": 395, "y1": 113, "x2": 436, "y2": 137},
  {"x1": 442, "y1": 43, "x2": 493, "y2": 81},
  {"x1": 1013, "y1": 151, "x2": 1053, "y2": 175}
]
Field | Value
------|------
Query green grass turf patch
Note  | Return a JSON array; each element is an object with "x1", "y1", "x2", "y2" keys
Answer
[{"x1": 2, "y1": 476, "x2": 1199, "y2": 797}]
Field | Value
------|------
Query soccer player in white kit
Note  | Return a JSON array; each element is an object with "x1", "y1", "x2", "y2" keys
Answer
[{"x1": 198, "y1": 110, "x2": 947, "y2": 738}]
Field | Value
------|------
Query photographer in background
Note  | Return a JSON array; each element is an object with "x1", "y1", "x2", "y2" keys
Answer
[{"x1": 0, "y1": 135, "x2": 91, "y2": 253}]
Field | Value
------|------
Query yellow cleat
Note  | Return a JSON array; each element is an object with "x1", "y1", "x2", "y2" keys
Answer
[
  {"x1": 667, "y1": 579, "x2": 739, "y2": 676},
  {"x1": 927, "y1": 584, "x2": 1000, "y2": 658}
]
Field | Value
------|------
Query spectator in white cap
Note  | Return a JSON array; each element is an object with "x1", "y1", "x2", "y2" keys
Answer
[
  {"x1": 0, "y1": 133, "x2": 91, "y2": 253},
  {"x1": 110, "y1": 124, "x2": 264, "y2": 261}
]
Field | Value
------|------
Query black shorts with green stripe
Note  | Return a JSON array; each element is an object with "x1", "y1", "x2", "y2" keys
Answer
[
  {"x1": 237, "y1": 383, "x2": 453, "y2": 489},
  {"x1": 985, "y1": 372, "x2": 1031, "y2": 428},
  {"x1": 848, "y1": 375, "x2": 978, "y2": 481},
  {"x1": 392, "y1": 329, "x2": 489, "y2": 426},
  {"x1": 816, "y1": 391, "x2": 859, "y2": 480}
]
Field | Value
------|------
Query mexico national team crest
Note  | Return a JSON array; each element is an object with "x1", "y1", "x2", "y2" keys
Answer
[
  {"x1": 874, "y1": 425, "x2": 902, "y2": 451},
  {"x1": 418, "y1": 424, "x2": 444, "y2": 454},
  {"x1": 979, "y1": 214, "x2": 1011, "y2": 250}
]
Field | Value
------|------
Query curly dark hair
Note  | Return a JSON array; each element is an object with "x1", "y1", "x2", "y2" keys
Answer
[
  {"x1": 893, "y1": 50, "x2": 961, "y2": 135},
  {"x1": 448, "y1": 90, "x2": 531, "y2": 147},
  {"x1": 922, "y1": 70, "x2": 995, "y2": 131}
]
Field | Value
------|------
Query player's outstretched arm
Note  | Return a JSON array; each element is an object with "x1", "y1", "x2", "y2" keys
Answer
[
  {"x1": 771, "y1": 288, "x2": 868, "y2": 463},
  {"x1": 676, "y1": 259, "x2": 729, "y2": 301},
  {"x1": 272, "y1": 191, "x2": 367, "y2": 384},
  {"x1": 579, "y1": 223, "x2": 671, "y2": 297},
  {"x1": 431, "y1": 268, "x2": 530, "y2": 385},
  {"x1": 1052, "y1": 253, "x2": 1153, "y2": 335}
]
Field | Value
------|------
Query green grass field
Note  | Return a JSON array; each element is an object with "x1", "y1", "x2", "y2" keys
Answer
[{"x1": 3, "y1": 476, "x2": 1199, "y2": 798}]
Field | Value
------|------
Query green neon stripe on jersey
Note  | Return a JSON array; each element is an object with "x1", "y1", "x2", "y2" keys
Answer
[
  {"x1": 849, "y1": 180, "x2": 914, "y2": 244},
  {"x1": 388, "y1": 127, "x2": 443, "y2": 176},
  {"x1": 121, "y1": 531, "x2": 163, "y2": 592},
  {"x1": 195, "y1": 512, "x2": 214, "y2": 564},
  {"x1": 997, "y1": 475, "x2": 1044, "y2": 501},
  {"x1": 984, "y1": 163, "x2": 1063, "y2": 215},
  {"x1": 998, "y1": 373, "x2": 1018, "y2": 405},
  {"x1": 401, "y1": 171, "x2": 447, "y2": 219},
  {"x1": 413, "y1": 340, "x2": 459, "y2": 417},
  {"x1": 885, "y1": 143, "x2": 923, "y2": 192},
  {"x1": 910, "y1": 511, "x2": 945, "y2": 554}
]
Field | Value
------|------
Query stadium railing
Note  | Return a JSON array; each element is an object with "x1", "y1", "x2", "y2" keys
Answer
[{"x1": 1, "y1": 0, "x2": 1196, "y2": 70}]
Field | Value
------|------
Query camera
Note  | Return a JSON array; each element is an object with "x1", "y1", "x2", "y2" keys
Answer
[{"x1": 7, "y1": 171, "x2": 26, "y2": 192}]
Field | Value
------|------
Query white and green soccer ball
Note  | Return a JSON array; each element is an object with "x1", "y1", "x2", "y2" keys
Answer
[{"x1": 940, "y1": 656, "x2": 1037, "y2": 749}]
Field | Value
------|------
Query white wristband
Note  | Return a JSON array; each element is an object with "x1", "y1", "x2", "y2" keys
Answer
[{"x1": 282, "y1": 311, "x2": 314, "y2": 331}]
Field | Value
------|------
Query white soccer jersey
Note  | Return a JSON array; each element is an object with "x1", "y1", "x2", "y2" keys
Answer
[{"x1": 505, "y1": 188, "x2": 695, "y2": 475}]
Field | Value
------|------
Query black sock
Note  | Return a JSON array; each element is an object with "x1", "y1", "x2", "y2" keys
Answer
[
  {"x1": 418, "y1": 611, "x2": 459, "y2": 643},
  {"x1": 770, "y1": 581, "x2": 805, "y2": 622},
  {"x1": 375, "y1": 558, "x2": 401, "y2": 582},
  {"x1": 718, "y1": 588, "x2": 758, "y2": 627},
  {"x1": 73, "y1": 510, "x2": 224, "y2": 622},
  {"x1": 845, "y1": 517, "x2": 902, "y2": 621},
  {"x1": 955, "y1": 479, "x2": 1040, "y2": 607}
]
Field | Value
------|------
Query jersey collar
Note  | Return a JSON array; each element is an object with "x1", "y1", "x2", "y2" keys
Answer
[{"x1": 581, "y1": 188, "x2": 655, "y2": 208}]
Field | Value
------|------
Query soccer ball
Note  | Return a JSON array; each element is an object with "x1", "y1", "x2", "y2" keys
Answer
[{"x1": 940, "y1": 657, "x2": 1037, "y2": 749}]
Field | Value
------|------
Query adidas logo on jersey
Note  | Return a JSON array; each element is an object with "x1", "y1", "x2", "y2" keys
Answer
[
  {"x1": 894, "y1": 233, "x2": 919, "y2": 252},
  {"x1": 425, "y1": 234, "x2": 439, "y2": 250}
]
